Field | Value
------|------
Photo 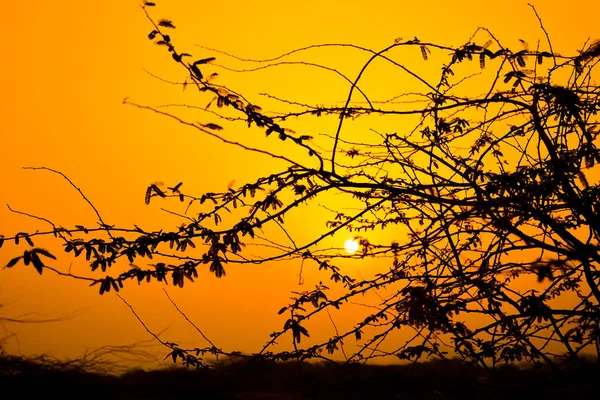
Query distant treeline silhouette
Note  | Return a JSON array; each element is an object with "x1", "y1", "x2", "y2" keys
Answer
[{"x1": 2, "y1": 352, "x2": 599, "y2": 399}]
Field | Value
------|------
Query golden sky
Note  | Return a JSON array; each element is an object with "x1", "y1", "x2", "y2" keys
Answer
[{"x1": 1, "y1": 0, "x2": 599, "y2": 366}]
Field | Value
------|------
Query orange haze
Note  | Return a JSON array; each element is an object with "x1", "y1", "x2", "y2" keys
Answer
[{"x1": 1, "y1": 0, "x2": 599, "y2": 367}]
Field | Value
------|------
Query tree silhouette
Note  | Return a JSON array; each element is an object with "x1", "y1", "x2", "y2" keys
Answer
[{"x1": 2, "y1": 1, "x2": 600, "y2": 373}]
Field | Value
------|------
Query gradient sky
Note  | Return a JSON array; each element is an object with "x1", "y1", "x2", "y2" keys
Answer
[{"x1": 1, "y1": 1, "x2": 599, "y2": 366}]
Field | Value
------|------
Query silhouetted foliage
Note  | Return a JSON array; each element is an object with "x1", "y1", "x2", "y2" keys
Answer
[
  {"x1": 2, "y1": 1, "x2": 600, "y2": 380},
  {"x1": 2, "y1": 353, "x2": 600, "y2": 399}
]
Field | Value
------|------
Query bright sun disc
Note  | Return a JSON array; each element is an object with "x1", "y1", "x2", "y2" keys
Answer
[{"x1": 344, "y1": 239, "x2": 359, "y2": 254}]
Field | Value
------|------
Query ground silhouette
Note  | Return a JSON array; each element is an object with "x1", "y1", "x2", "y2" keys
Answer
[{"x1": 2, "y1": 351, "x2": 599, "y2": 399}]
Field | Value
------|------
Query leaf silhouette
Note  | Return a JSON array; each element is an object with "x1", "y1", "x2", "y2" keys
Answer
[
  {"x1": 5, "y1": 256, "x2": 21, "y2": 268},
  {"x1": 158, "y1": 19, "x2": 175, "y2": 29},
  {"x1": 91, "y1": 276, "x2": 120, "y2": 295},
  {"x1": 191, "y1": 64, "x2": 203, "y2": 80},
  {"x1": 209, "y1": 258, "x2": 226, "y2": 278},
  {"x1": 30, "y1": 252, "x2": 44, "y2": 275},
  {"x1": 23, "y1": 250, "x2": 31, "y2": 265},
  {"x1": 420, "y1": 45, "x2": 429, "y2": 60},
  {"x1": 536, "y1": 265, "x2": 554, "y2": 282},
  {"x1": 168, "y1": 182, "x2": 183, "y2": 192},
  {"x1": 355, "y1": 330, "x2": 362, "y2": 341},
  {"x1": 145, "y1": 184, "x2": 166, "y2": 205},
  {"x1": 34, "y1": 248, "x2": 56, "y2": 260},
  {"x1": 519, "y1": 39, "x2": 529, "y2": 50},
  {"x1": 291, "y1": 322, "x2": 309, "y2": 343},
  {"x1": 194, "y1": 57, "x2": 216, "y2": 65},
  {"x1": 145, "y1": 186, "x2": 152, "y2": 205},
  {"x1": 202, "y1": 123, "x2": 223, "y2": 131}
]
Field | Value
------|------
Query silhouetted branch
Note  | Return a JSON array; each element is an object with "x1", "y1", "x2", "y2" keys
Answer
[{"x1": 2, "y1": 2, "x2": 600, "y2": 374}]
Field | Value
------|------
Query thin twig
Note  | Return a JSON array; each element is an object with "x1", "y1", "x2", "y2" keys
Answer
[
  {"x1": 6, "y1": 204, "x2": 57, "y2": 229},
  {"x1": 163, "y1": 289, "x2": 217, "y2": 349},
  {"x1": 528, "y1": 3, "x2": 556, "y2": 66},
  {"x1": 22, "y1": 166, "x2": 114, "y2": 238},
  {"x1": 117, "y1": 293, "x2": 169, "y2": 347}
]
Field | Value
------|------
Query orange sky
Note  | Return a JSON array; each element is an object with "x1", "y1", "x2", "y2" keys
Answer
[{"x1": 1, "y1": 1, "x2": 599, "y2": 367}]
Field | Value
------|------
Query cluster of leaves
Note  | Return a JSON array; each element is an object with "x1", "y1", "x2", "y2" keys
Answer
[{"x1": 3, "y1": 1, "x2": 600, "y2": 372}]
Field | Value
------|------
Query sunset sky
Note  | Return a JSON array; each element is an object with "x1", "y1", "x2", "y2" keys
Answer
[{"x1": 1, "y1": 0, "x2": 599, "y2": 367}]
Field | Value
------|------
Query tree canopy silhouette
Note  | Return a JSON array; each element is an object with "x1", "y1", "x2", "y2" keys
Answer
[{"x1": 2, "y1": 1, "x2": 600, "y2": 372}]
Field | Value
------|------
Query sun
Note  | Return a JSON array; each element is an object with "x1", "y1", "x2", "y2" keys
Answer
[{"x1": 344, "y1": 239, "x2": 359, "y2": 254}]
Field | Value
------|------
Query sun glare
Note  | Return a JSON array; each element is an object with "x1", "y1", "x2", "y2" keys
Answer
[{"x1": 344, "y1": 239, "x2": 359, "y2": 254}]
